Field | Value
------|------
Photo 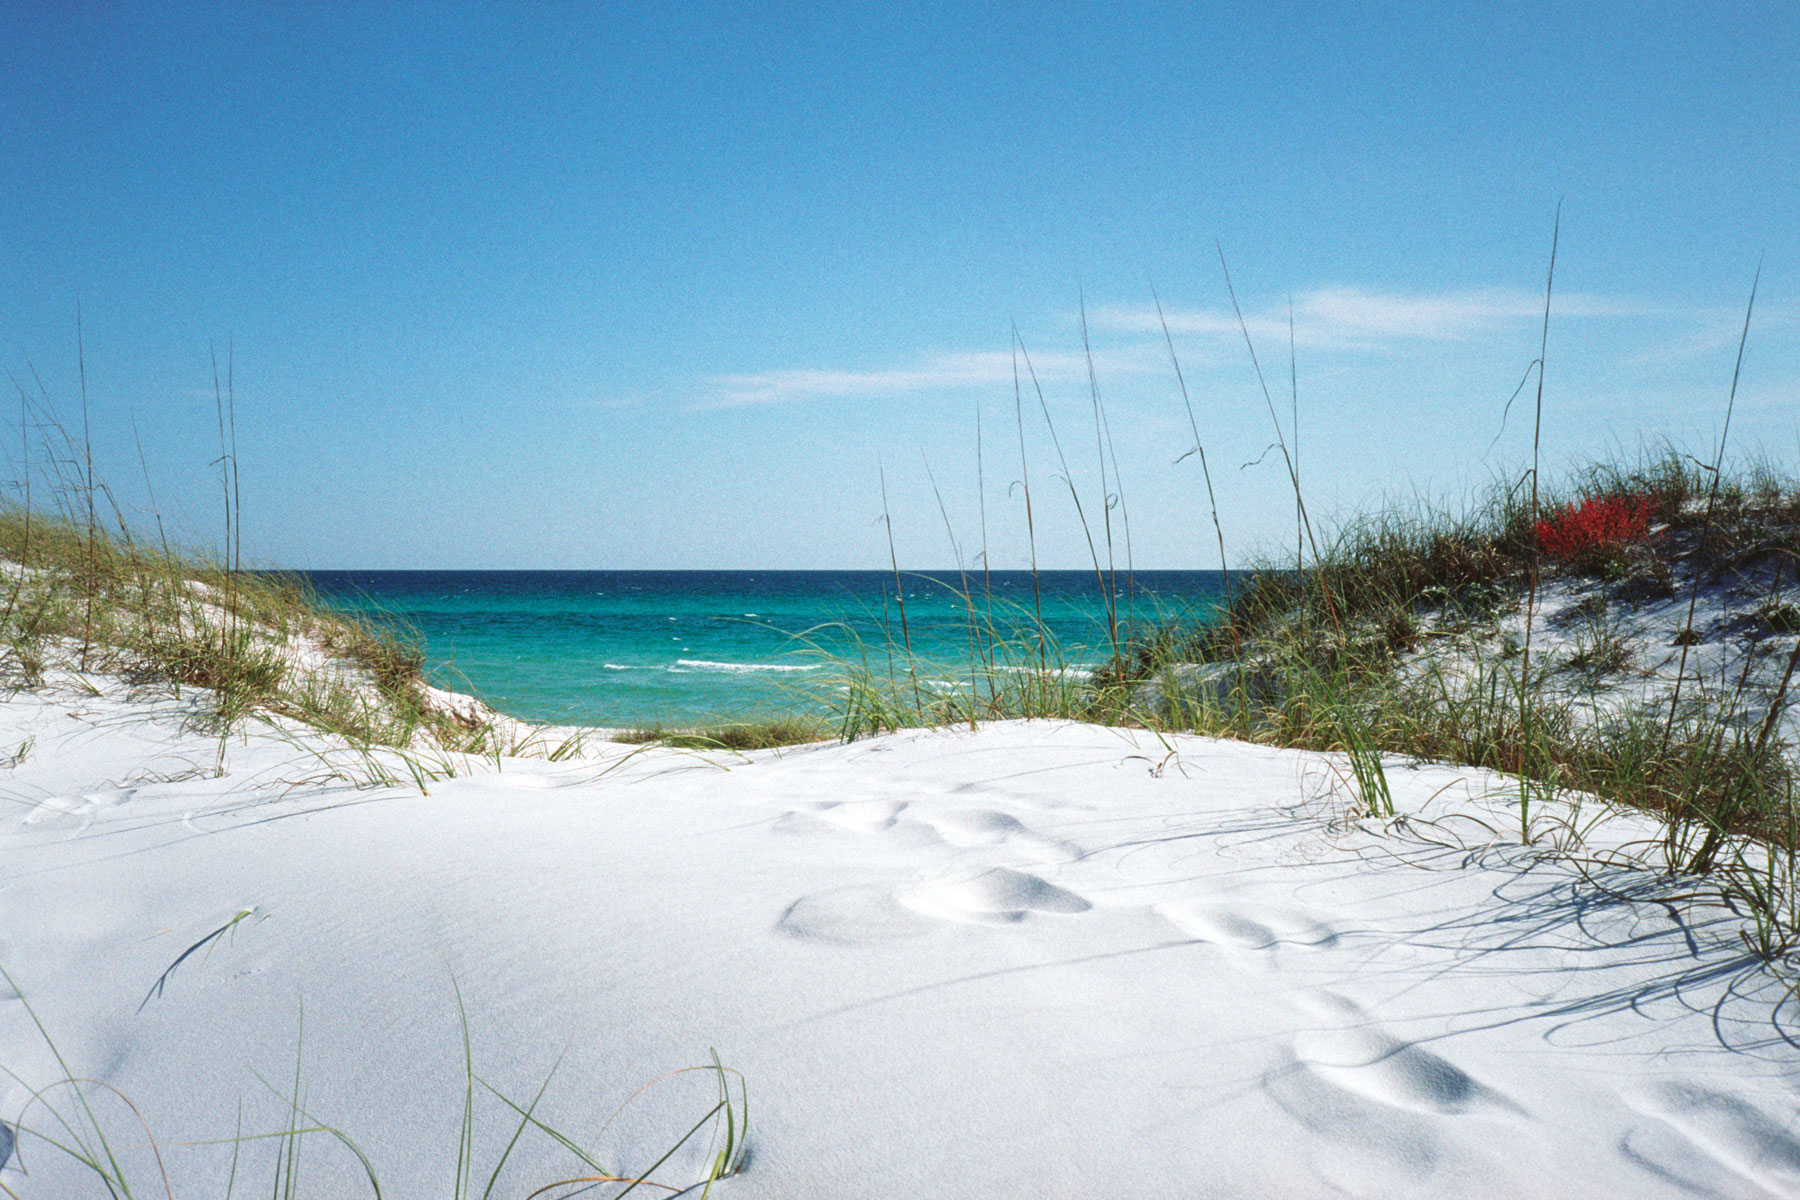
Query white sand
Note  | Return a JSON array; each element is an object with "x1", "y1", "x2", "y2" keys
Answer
[{"x1": 2, "y1": 676, "x2": 1798, "y2": 1197}]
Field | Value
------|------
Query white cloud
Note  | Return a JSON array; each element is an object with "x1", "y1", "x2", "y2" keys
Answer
[
  {"x1": 706, "y1": 283, "x2": 1744, "y2": 408},
  {"x1": 708, "y1": 346, "x2": 1158, "y2": 406},
  {"x1": 1097, "y1": 286, "x2": 1654, "y2": 347}
]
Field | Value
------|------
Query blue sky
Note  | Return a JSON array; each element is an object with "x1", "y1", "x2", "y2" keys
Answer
[{"x1": 2, "y1": 2, "x2": 1796, "y2": 568}]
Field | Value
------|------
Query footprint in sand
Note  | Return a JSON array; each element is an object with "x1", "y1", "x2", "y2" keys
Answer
[
  {"x1": 1624, "y1": 1080, "x2": 1800, "y2": 1194},
  {"x1": 1157, "y1": 901, "x2": 1338, "y2": 954},
  {"x1": 1263, "y1": 1047, "x2": 1444, "y2": 1190},
  {"x1": 1618, "y1": 1121, "x2": 1753, "y2": 1198},
  {"x1": 1294, "y1": 1027, "x2": 1488, "y2": 1117},
  {"x1": 1263, "y1": 993, "x2": 1520, "y2": 1196},
  {"x1": 816, "y1": 799, "x2": 907, "y2": 833},
  {"x1": 899, "y1": 867, "x2": 1092, "y2": 925},
  {"x1": 918, "y1": 807, "x2": 1078, "y2": 863},
  {"x1": 923, "y1": 808, "x2": 1029, "y2": 845},
  {"x1": 1288, "y1": 992, "x2": 1514, "y2": 1118},
  {"x1": 777, "y1": 887, "x2": 935, "y2": 944},
  {"x1": 769, "y1": 801, "x2": 942, "y2": 850}
]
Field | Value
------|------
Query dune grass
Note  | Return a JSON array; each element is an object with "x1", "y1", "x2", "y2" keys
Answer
[
  {"x1": 1178, "y1": 453, "x2": 1800, "y2": 838},
  {"x1": 825, "y1": 435, "x2": 1800, "y2": 957},
  {"x1": 0, "y1": 502, "x2": 500, "y2": 755},
  {"x1": 0, "y1": 966, "x2": 748, "y2": 1199},
  {"x1": 815, "y1": 237, "x2": 1800, "y2": 962},
  {"x1": 0, "y1": 369, "x2": 524, "y2": 763},
  {"x1": 614, "y1": 715, "x2": 831, "y2": 752}
]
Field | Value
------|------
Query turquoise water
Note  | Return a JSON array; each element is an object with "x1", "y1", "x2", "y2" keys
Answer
[{"x1": 300, "y1": 570, "x2": 1228, "y2": 727}]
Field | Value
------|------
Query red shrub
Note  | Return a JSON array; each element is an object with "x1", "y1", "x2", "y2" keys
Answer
[{"x1": 1536, "y1": 494, "x2": 1656, "y2": 562}]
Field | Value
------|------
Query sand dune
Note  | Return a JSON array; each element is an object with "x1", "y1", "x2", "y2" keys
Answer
[{"x1": 1, "y1": 677, "x2": 1795, "y2": 1197}]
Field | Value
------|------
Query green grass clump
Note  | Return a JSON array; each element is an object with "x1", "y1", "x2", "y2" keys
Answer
[
  {"x1": 616, "y1": 715, "x2": 829, "y2": 751},
  {"x1": 1174, "y1": 453, "x2": 1797, "y2": 823}
]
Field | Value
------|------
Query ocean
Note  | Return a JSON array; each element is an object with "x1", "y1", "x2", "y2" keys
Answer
[{"x1": 300, "y1": 570, "x2": 1229, "y2": 728}]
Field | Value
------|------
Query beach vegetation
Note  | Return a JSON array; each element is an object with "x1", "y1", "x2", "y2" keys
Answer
[
  {"x1": 615, "y1": 716, "x2": 830, "y2": 752},
  {"x1": 0, "y1": 499, "x2": 492, "y2": 753},
  {"x1": 0, "y1": 380, "x2": 521, "y2": 765},
  {"x1": 814, "y1": 242, "x2": 1800, "y2": 969},
  {"x1": 826, "y1": 440, "x2": 1800, "y2": 959},
  {"x1": 0, "y1": 964, "x2": 748, "y2": 1198}
]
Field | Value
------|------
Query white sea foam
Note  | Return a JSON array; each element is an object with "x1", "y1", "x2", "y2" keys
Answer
[
  {"x1": 989, "y1": 663, "x2": 1099, "y2": 676},
  {"x1": 672, "y1": 659, "x2": 821, "y2": 674}
]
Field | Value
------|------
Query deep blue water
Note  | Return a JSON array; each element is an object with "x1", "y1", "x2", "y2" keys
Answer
[{"x1": 297, "y1": 570, "x2": 1229, "y2": 727}]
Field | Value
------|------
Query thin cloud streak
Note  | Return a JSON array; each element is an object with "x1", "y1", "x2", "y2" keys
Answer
[
  {"x1": 1097, "y1": 286, "x2": 1663, "y2": 346},
  {"x1": 709, "y1": 347, "x2": 1160, "y2": 406},
  {"x1": 706, "y1": 285, "x2": 1772, "y2": 408}
]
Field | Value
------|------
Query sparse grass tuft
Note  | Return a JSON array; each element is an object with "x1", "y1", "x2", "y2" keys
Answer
[{"x1": 2, "y1": 969, "x2": 749, "y2": 1198}]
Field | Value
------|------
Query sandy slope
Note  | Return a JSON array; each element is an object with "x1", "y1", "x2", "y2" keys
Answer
[{"x1": 1, "y1": 678, "x2": 1797, "y2": 1198}]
